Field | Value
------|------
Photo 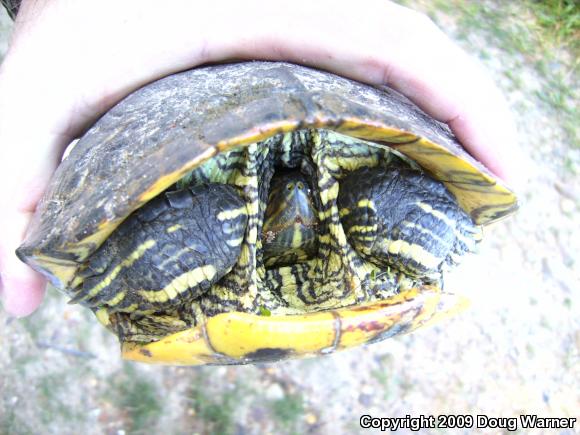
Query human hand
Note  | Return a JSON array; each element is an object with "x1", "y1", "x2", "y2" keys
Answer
[{"x1": 0, "y1": 0, "x2": 523, "y2": 316}]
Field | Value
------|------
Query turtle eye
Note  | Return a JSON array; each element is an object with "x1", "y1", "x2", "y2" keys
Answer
[
  {"x1": 287, "y1": 182, "x2": 295, "y2": 190},
  {"x1": 296, "y1": 182, "x2": 304, "y2": 190}
]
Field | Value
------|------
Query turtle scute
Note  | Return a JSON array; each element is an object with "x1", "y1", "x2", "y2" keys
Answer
[{"x1": 71, "y1": 183, "x2": 248, "y2": 312}]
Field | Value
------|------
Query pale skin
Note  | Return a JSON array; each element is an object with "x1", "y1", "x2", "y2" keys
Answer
[{"x1": 0, "y1": 0, "x2": 524, "y2": 317}]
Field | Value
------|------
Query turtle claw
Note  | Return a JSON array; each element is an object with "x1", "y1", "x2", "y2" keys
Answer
[{"x1": 67, "y1": 289, "x2": 92, "y2": 306}]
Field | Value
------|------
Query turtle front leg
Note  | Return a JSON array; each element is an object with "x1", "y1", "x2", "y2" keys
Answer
[
  {"x1": 337, "y1": 167, "x2": 481, "y2": 279},
  {"x1": 71, "y1": 183, "x2": 248, "y2": 313}
]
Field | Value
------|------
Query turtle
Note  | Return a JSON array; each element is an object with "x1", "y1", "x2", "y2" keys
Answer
[{"x1": 16, "y1": 61, "x2": 518, "y2": 365}]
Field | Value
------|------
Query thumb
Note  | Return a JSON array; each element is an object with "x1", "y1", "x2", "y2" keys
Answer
[
  {"x1": 0, "y1": 128, "x2": 70, "y2": 316},
  {"x1": 0, "y1": 100, "x2": 72, "y2": 317},
  {"x1": 0, "y1": 211, "x2": 46, "y2": 316}
]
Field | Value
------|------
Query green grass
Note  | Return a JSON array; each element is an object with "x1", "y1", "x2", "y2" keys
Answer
[
  {"x1": 563, "y1": 155, "x2": 579, "y2": 175},
  {"x1": 270, "y1": 391, "x2": 305, "y2": 434},
  {"x1": 371, "y1": 368, "x2": 390, "y2": 387},
  {"x1": 188, "y1": 382, "x2": 246, "y2": 435},
  {"x1": 532, "y1": 0, "x2": 580, "y2": 52},
  {"x1": 427, "y1": 0, "x2": 579, "y2": 57},
  {"x1": 563, "y1": 297, "x2": 572, "y2": 309},
  {"x1": 36, "y1": 372, "x2": 84, "y2": 425},
  {"x1": 108, "y1": 365, "x2": 163, "y2": 433},
  {"x1": 417, "y1": 0, "x2": 580, "y2": 149},
  {"x1": 0, "y1": 400, "x2": 35, "y2": 435},
  {"x1": 370, "y1": 354, "x2": 398, "y2": 400}
]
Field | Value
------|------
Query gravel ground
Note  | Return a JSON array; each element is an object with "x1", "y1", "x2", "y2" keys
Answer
[{"x1": 1, "y1": 2, "x2": 578, "y2": 434}]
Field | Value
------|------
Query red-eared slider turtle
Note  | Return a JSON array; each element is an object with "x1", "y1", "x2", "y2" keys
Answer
[{"x1": 16, "y1": 62, "x2": 518, "y2": 365}]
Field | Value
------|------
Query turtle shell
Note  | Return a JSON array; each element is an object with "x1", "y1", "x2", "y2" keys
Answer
[{"x1": 17, "y1": 61, "x2": 517, "y2": 365}]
